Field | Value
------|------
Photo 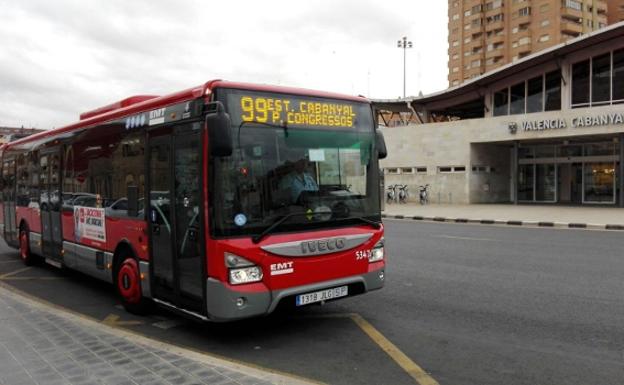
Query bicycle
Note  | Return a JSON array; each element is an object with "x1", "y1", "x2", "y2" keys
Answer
[
  {"x1": 397, "y1": 184, "x2": 409, "y2": 204},
  {"x1": 386, "y1": 185, "x2": 397, "y2": 204},
  {"x1": 418, "y1": 184, "x2": 429, "y2": 205}
]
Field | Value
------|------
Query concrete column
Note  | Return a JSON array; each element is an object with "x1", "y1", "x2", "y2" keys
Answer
[
  {"x1": 512, "y1": 141, "x2": 519, "y2": 205},
  {"x1": 620, "y1": 134, "x2": 624, "y2": 207}
]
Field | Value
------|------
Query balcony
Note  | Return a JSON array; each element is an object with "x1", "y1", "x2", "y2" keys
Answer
[
  {"x1": 466, "y1": 67, "x2": 484, "y2": 78},
  {"x1": 513, "y1": 43, "x2": 532, "y2": 57},
  {"x1": 487, "y1": 33, "x2": 505, "y2": 45},
  {"x1": 514, "y1": 29, "x2": 531, "y2": 42},
  {"x1": 486, "y1": 47, "x2": 505, "y2": 60},
  {"x1": 560, "y1": 20, "x2": 583, "y2": 35},
  {"x1": 486, "y1": 61, "x2": 505, "y2": 72},
  {"x1": 561, "y1": 6, "x2": 582, "y2": 21},
  {"x1": 514, "y1": 14, "x2": 531, "y2": 26},
  {"x1": 485, "y1": 19, "x2": 504, "y2": 32}
]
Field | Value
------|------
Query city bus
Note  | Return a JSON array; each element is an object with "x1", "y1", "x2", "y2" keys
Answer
[{"x1": 0, "y1": 80, "x2": 387, "y2": 321}]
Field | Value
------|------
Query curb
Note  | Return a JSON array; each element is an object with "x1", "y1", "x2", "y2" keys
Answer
[
  {"x1": 0, "y1": 283, "x2": 320, "y2": 385},
  {"x1": 381, "y1": 213, "x2": 624, "y2": 231}
]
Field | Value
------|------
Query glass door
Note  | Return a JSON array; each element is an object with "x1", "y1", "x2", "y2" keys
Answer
[
  {"x1": 583, "y1": 162, "x2": 616, "y2": 204},
  {"x1": 535, "y1": 164, "x2": 556, "y2": 202},
  {"x1": 2, "y1": 159, "x2": 17, "y2": 246},
  {"x1": 39, "y1": 150, "x2": 63, "y2": 258},
  {"x1": 147, "y1": 123, "x2": 205, "y2": 314}
]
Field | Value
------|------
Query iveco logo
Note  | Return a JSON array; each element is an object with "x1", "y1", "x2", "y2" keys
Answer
[{"x1": 301, "y1": 237, "x2": 346, "y2": 254}]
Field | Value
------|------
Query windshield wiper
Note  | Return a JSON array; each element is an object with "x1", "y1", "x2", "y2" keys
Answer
[{"x1": 252, "y1": 212, "x2": 308, "y2": 244}]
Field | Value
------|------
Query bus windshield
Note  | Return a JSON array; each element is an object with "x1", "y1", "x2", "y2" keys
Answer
[{"x1": 211, "y1": 89, "x2": 381, "y2": 238}]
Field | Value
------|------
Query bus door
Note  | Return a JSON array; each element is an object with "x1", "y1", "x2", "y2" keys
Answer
[
  {"x1": 39, "y1": 149, "x2": 63, "y2": 259},
  {"x1": 2, "y1": 158, "x2": 17, "y2": 246},
  {"x1": 147, "y1": 123, "x2": 205, "y2": 314}
]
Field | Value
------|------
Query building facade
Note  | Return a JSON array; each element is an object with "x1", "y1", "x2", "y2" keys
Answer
[
  {"x1": 607, "y1": 0, "x2": 624, "y2": 23},
  {"x1": 377, "y1": 23, "x2": 624, "y2": 206},
  {"x1": 0, "y1": 127, "x2": 43, "y2": 145},
  {"x1": 448, "y1": 0, "x2": 612, "y2": 87}
]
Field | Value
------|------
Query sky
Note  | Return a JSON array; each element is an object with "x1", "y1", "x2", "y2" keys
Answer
[{"x1": 0, "y1": 0, "x2": 448, "y2": 129}]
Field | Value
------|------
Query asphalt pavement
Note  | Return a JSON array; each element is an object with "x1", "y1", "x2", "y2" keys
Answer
[
  {"x1": 1, "y1": 220, "x2": 623, "y2": 385},
  {"x1": 367, "y1": 219, "x2": 624, "y2": 385}
]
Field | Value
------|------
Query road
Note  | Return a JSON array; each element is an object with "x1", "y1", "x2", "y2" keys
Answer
[{"x1": 1, "y1": 220, "x2": 623, "y2": 385}]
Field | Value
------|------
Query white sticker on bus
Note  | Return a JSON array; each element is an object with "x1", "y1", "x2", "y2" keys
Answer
[{"x1": 74, "y1": 206, "x2": 106, "y2": 242}]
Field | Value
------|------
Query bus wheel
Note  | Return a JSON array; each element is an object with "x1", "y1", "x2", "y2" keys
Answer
[
  {"x1": 19, "y1": 229, "x2": 37, "y2": 266},
  {"x1": 116, "y1": 256, "x2": 150, "y2": 315}
]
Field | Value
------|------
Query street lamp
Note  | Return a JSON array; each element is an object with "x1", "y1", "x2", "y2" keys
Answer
[{"x1": 397, "y1": 36, "x2": 413, "y2": 98}]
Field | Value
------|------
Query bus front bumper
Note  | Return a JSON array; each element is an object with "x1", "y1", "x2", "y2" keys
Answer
[{"x1": 205, "y1": 267, "x2": 385, "y2": 322}]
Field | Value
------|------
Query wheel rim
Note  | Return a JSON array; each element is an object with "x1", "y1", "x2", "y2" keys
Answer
[
  {"x1": 117, "y1": 259, "x2": 142, "y2": 304},
  {"x1": 19, "y1": 231, "x2": 29, "y2": 261}
]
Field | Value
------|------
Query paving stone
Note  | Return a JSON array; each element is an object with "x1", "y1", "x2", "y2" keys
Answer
[{"x1": 0, "y1": 288, "x2": 302, "y2": 385}]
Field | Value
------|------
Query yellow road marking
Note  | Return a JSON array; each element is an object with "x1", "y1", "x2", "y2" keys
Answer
[
  {"x1": 299, "y1": 312, "x2": 439, "y2": 385},
  {"x1": 102, "y1": 314, "x2": 145, "y2": 327},
  {"x1": 349, "y1": 314, "x2": 440, "y2": 385},
  {"x1": 0, "y1": 266, "x2": 32, "y2": 279}
]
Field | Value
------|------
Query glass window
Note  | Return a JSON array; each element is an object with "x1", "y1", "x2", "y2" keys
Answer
[
  {"x1": 584, "y1": 142, "x2": 614, "y2": 156},
  {"x1": 518, "y1": 147, "x2": 534, "y2": 159},
  {"x1": 572, "y1": 59, "x2": 590, "y2": 106},
  {"x1": 557, "y1": 145, "x2": 582, "y2": 157},
  {"x1": 592, "y1": 53, "x2": 611, "y2": 104},
  {"x1": 518, "y1": 164, "x2": 534, "y2": 201},
  {"x1": 544, "y1": 70, "x2": 561, "y2": 111},
  {"x1": 535, "y1": 164, "x2": 556, "y2": 201},
  {"x1": 526, "y1": 76, "x2": 543, "y2": 113},
  {"x1": 16, "y1": 154, "x2": 28, "y2": 207},
  {"x1": 510, "y1": 82, "x2": 526, "y2": 115},
  {"x1": 613, "y1": 48, "x2": 624, "y2": 101},
  {"x1": 534, "y1": 145, "x2": 555, "y2": 158},
  {"x1": 584, "y1": 162, "x2": 615, "y2": 203},
  {"x1": 493, "y1": 89, "x2": 509, "y2": 116}
]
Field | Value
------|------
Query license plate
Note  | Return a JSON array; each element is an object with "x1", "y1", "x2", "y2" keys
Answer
[{"x1": 295, "y1": 286, "x2": 348, "y2": 306}]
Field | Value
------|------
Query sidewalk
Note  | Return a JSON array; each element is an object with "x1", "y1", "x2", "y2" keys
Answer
[
  {"x1": 382, "y1": 203, "x2": 624, "y2": 230},
  {"x1": 0, "y1": 284, "x2": 315, "y2": 385}
]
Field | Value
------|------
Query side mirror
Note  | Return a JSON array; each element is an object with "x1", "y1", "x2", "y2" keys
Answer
[
  {"x1": 127, "y1": 185, "x2": 139, "y2": 217},
  {"x1": 375, "y1": 129, "x2": 387, "y2": 159},
  {"x1": 205, "y1": 101, "x2": 233, "y2": 157}
]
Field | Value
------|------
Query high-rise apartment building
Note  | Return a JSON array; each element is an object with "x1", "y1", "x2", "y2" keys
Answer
[
  {"x1": 607, "y1": 0, "x2": 624, "y2": 23},
  {"x1": 448, "y1": 0, "x2": 611, "y2": 87}
]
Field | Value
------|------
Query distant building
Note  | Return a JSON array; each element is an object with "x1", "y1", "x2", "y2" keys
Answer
[
  {"x1": 448, "y1": 0, "x2": 617, "y2": 87},
  {"x1": 376, "y1": 22, "x2": 624, "y2": 206},
  {"x1": 0, "y1": 127, "x2": 45, "y2": 145},
  {"x1": 607, "y1": 0, "x2": 624, "y2": 23}
]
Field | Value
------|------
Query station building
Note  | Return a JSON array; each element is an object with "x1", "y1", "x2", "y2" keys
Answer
[{"x1": 374, "y1": 22, "x2": 624, "y2": 206}]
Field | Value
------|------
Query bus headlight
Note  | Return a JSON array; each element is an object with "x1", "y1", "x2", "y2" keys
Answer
[
  {"x1": 369, "y1": 239, "x2": 385, "y2": 263},
  {"x1": 229, "y1": 266, "x2": 263, "y2": 285},
  {"x1": 225, "y1": 253, "x2": 263, "y2": 285}
]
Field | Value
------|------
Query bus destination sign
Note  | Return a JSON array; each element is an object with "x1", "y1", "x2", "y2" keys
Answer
[{"x1": 230, "y1": 93, "x2": 359, "y2": 129}]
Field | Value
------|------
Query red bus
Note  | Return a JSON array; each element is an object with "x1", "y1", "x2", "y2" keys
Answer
[{"x1": 0, "y1": 80, "x2": 387, "y2": 321}]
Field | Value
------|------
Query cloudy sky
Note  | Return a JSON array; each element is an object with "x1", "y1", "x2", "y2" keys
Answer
[{"x1": 0, "y1": 0, "x2": 448, "y2": 129}]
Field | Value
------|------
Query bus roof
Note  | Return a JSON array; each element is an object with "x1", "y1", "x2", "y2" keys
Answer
[{"x1": 2, "y1": 80, "x2": 370, "y2": 150}]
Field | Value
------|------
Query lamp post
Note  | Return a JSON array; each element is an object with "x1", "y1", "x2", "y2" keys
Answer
[{"x1": 397, "y1": 36, "x2": 413, "y2": 98}]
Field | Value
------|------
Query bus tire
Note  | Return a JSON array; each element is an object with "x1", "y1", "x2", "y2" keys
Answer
[
  {"x1": 18, "y1": 227, "x2": 38, "y2": 266},
  {"x1": 115, "y1": 255, "x2": 150, "y2": 315}
]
